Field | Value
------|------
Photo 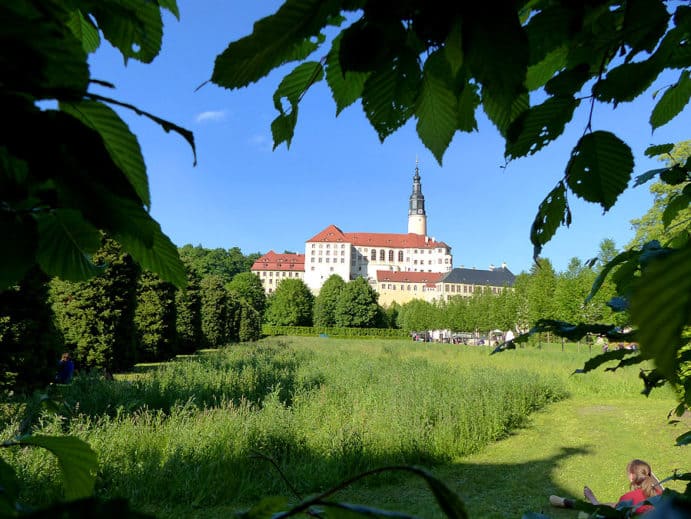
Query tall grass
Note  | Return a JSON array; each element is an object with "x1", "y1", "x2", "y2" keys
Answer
[{"x1": 0, "y1": 337, "x2": 669, "y2": 512}]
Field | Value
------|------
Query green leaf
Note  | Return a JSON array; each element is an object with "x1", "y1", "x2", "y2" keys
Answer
[
  {"x1": 326, "y1": 34, "x2": 369, "y2": 115},
  {"x1": 362, "y1": 52, "x2": 420, "y2": 142},
  {"x1": 212, "y1": 0, "x2": 337, "y2": 89},
  {"x1": 116, "y1": 214, "x2": 187, "y2": 289},
  {"x1": 645, "y1": 143, "x2": 675, "y2": 157},
  {"x1": 526, "y1": 46, "x2": 568, "y2": 91},
  {"x1": 566, "y1": 131, "x2": 634, "y2": 211},
  {"x1": 585, "y1": 249, "x2": 639, "y2": 303},
  {"x1": 157, "y1": 0, "x2": 180, "y2": 20},
  {"x1": 456, "y1": 82, "x2": 479, "y2": 132},
  {"x1": 18, "y1": 435, "x2": 97, "y2": 500},
  {"x1": 0, "y1": 214, "x2": 37, "y2": 290},
  {"x1": 544, "y1": 64, "x2": 590, "y2": 97},
  {"x1": 530, "y1": 182, "x2": 571, "y2": 259},
  {"x1": 633, "y1": 168, "x2": 667, "y2": 187},
  {"x1": 61, "y1": 100, "x2": 150, "y2": 208},
  {"x1": 271, "y1": 110, "x2": 299, "y2": 150},
  {"x1": 482, "y1": 88, "x2": 529, "y2": 137},
  {"x1": 88, "y1": 0, "x2": 164, "y2": 63},
  {"x1": 622, "y1": 0, "x2": 669, "y2": 60},
  {"x1": 630, "y1": 243, "x2": 691, "y2": 380},
  {"x1": 662, "y1": 192, "x2": 691, "y2": 227},
  {"x1": 273, "y1": 61, "x2": 324, "y2": 114},
  {"x1": 524, "y1": 4, "x2": 573, "y2": 66},
  {"x1": 66, "y1": 9, "x2": 100, "y2": 54},
  {"x1": 339, "y1": 18, "x2": 406, "y2": 73},
  {"x1": 34, "y1": 209, "x2": 104, "y2": 281},
  {"x1": 444, "y1": 20, "x2": 463, "y2": 75},
  {"x1": 650, "y1": 70, "x2": 691, "y2": 129},
  {"x1": 464, "y1": 3, "x2": 528, "y2": 100},
  {"x1": 415, "y1": 50, "x2": 458, "y2": 164},
  {"x1": 580, "y1": 349, "x2": 637, "y2": 374},
  {"x1": 88, "y1": 94, "x2": 196, "y2": 166},
  {"x1": 593, "y1": 59, "x2": 662, "y2": 104},
  {"x1": 505, "y1": 95, "x2": 578, "y2": 159},
  {"x1": 0, "y1": 1, "x2": 89, "y2": 99}
]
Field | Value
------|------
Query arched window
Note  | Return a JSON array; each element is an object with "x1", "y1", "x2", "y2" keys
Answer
[
  {"x1": 379, "y1": 249, "x2": 385, "y2": 261},
  {"x1": 398, "y1": 251, "x2": 404, "y2": 262},
  {"x1": 388, "y1": 250, "x2": 394, "y2": 262},
  {"x1": 371, "y1": 249, "x2": 377, "y2": 260}
]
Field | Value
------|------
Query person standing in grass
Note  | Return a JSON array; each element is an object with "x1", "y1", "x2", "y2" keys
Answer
[
  {"x1": 55, "y1": 352, "x2": 74, "y2": 384},
  {"x1": 551, "y1": 459, "x2": 663, "y2": 515}
]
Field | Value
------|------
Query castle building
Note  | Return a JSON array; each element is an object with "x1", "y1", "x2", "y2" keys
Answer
[
  {"x1": 303, "y1": 162, "x2": 453, "y2": 293},
  {"x1": 375, "y1": 264, "x2": 515, "y2": 306},
  {"x1": 250, "y1": 250, "x2": 304, "y2": 294},
  {"x1": 252, "y1": 162, "x2": 514, "y2": 302}
]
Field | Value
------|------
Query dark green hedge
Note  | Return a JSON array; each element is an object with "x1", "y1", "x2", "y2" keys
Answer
[{"x1": 262, "y1": 325, "x2": 408, "y2": 339}]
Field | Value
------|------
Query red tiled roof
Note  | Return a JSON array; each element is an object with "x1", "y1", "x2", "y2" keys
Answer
[
  {"x1": 376, "y1": 271, "x2": 444, "y2": 283},
  {"x1": 251, "y1": 250, "x2": 305, "y2": 272},
  {"x1": 307, "y1": 225, "x2": 450, "y2": 250},
  {"x1": 307, "y1": 224, "x2": 347, "y2": 242}
]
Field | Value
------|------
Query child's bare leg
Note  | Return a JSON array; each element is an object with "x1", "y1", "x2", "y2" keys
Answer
[{"x1": 583, "y1": 486, "x2": 599, "y2": 505}]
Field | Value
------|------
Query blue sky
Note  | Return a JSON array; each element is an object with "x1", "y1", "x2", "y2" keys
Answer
[{"x1": 88, "y1": 1, "x2": 690, "y2": 275}]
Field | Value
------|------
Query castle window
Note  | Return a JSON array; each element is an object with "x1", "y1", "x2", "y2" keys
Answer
[
  {"x1": 311, "y1": 257, "x2": 315, "y2": 263},
  {"x1": 326, "y1": 243, "x2": 330, "y2": 248},
  {"x1": 379, "y1": 250, "x2": 385, "y2": 261},
  {"x1": 341, "y1": 250, "x2": 345, "y2": 256},
  {"x1": 438, "y1": 259, "x2": 442, "y2": 264},
  {"x1": 341, "y1": 244, "x2": 345, "y2": 248},
  {"x1": 398, "y1": 251, "x2": 404, "y2": 262},
  {"x1": 388, "y1": 250, "x2": 394, "y2": 262},
  {"x1": 318, "y1": 258, "x2": 322, "y2": 263},
  {"x1": 326, "y1": 258, "x2": 330, "y2": 263},
  {"x1": 413, "y1": 285, "x2": 418, "y2": 291},
  {"x1": 330, "y1": 267, "x2": 334, "y2": 272},
  {"x1": 371, "y1": 249, "x2": 377, "y2": 260},
  {"x1": 341, "y1": 258, "x2": 345, "y2": 263}
]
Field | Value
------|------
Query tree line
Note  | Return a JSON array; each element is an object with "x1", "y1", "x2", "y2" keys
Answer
[{"x1": 0, "y1": 241, "x2": 263, "y2": 391}]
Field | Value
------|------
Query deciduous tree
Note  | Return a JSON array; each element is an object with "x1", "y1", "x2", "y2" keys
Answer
[
  {"x1": 313, "y1": 274, "x2": 346, "y2": 326},
  {"x1": 334, "y1": 277, "x2": 380, "y2": 328},
  {"x1": 264, "y1": 278, "x2": 314, "y2": 327}
]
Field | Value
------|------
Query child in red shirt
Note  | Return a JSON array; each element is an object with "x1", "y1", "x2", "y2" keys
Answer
[
  {"x1": 550, "y1": 459, "x2": 663, "y2": 515},
  {"x1": 584, "y1": 459, "x2": 663, "y2": 515}
]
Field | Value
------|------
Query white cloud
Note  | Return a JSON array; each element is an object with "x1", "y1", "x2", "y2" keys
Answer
[
  {"x1": 195, "y1": 110, "x2": 227, "y2": 123},
  {"x1": 248, "y1": 133, "x2": 272, "y2": 152}
]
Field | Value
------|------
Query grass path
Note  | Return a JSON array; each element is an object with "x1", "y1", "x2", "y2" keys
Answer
[{"x1": 332, "y1": 394, "x2": 687, "y2": 518}]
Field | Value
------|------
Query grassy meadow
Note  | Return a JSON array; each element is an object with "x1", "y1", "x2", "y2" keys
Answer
[{"x1": 0, "y1": 337, "x2": 686, "y2": 518}]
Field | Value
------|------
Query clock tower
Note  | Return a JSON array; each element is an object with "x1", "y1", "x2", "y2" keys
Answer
[{"x1": 407, "y1": 161, "x2": 427, "y2": 236}]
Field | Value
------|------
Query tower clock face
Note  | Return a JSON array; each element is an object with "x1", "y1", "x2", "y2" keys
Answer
[{"x1": 417, "y1": 209, "x2": 423, "y2": 214}]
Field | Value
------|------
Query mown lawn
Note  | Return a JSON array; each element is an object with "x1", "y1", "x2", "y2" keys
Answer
[{"x1": 1, "y1": 337, "x2": 686, "y2": 518}]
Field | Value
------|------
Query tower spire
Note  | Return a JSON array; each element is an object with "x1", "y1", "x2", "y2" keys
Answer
[{"x1": 408, "y1": 160, "x2": 427, "y2": 235}]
